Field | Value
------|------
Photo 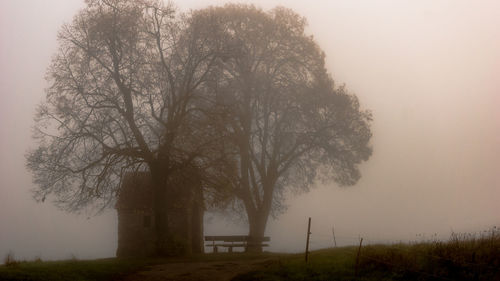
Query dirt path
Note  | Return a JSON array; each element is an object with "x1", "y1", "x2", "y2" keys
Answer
[{"x1": 121, "y1": 258, "x2": 276, "y2": 281}]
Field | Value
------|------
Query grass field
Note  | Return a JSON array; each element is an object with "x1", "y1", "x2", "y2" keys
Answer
[
  {"x1": 234, "y1": 227, "x2": 500, "y2": 281},
  {"x1": 0, "y1": 253, "x2": 284, "y2": 281},
  {"x1": 2, "y1": 228, "x2": 498, "y2": 281},
  {"x1": 0, "y1": 257, "x2": 164, "y2": 281}
]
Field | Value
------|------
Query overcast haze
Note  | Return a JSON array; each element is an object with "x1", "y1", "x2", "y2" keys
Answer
[{"x1": 1, "y1": 0, "x2": 499, "y2": 261}]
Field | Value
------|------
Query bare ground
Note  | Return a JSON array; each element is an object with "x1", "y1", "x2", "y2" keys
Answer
[{"x1": 120, "y1": 258, "x2": 277, "y2": 281}]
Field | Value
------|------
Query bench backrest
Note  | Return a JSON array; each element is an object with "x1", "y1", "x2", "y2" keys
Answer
[{"x1": 204, "y1": 235, "x2": 270, "y2": 242}]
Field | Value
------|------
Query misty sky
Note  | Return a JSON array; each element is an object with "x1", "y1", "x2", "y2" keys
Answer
[{"x1": 1, "y1": 0, "x2": 499, "y2": 261}]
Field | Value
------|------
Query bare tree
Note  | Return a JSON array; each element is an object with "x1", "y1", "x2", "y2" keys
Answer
[
  {"x1": 195, "y1": 5, "x2": 373, "y2": 251},
  {"x1": 26, "y1": 0, "x2": 219, "y2": 255}
]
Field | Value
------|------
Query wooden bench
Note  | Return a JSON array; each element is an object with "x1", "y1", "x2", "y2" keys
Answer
[{"x1": 204, "y1": 235, "x2": 270, "y2": 253}]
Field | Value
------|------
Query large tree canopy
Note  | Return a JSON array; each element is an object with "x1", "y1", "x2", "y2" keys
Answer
[
  {"x1": 192, "y1": 4, "x2": 373, "y2": 251},
  {"x1": 26, "y1": 0, "x2": 222, "y2": 255}
]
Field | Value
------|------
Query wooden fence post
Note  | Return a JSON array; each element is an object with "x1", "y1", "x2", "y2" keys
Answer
[
  {"x1": 332, "y1": 226, "x2": 337, "y2": 248},
  {"x1": 305, "y1": 217, "x2": 311, "y2": 262},
  {"x1": 354, "y1": 237, "x2": 363, "y2": 277}
]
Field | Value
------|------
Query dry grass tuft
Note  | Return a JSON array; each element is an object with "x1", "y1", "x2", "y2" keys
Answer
[
  {"x1": 4, "y1": 251, "x2": 20, "y2": 267},
  {"x1": 359, "y1": 226, "x2": 500, "y2": 280}
]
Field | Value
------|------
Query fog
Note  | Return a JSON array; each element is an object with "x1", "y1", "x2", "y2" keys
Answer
[{"x1": 0, "y1": 0, "x2": 498, "y2": 261}]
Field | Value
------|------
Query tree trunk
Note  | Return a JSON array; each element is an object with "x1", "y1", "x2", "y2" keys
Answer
[
  {"x1": 149, "y1": 162, "x2": 170, "y2": 256},
  {"x1": 191, "y1": 184, "x2": 205, "y2": 254},
  {"x1": 246, "y1": 209, "x2": 269, "y2": 253},
  {"x1": 149, "y1": 161, "x2": 206, "y2": 256},
  {"x1": 245, "y1": 178, "x2": 275, "y2": 253}
]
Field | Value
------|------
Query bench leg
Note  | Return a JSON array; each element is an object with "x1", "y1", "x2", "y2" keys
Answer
[{"x1": 228, "y1": 246, "x2": 233, "y2": 253}]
